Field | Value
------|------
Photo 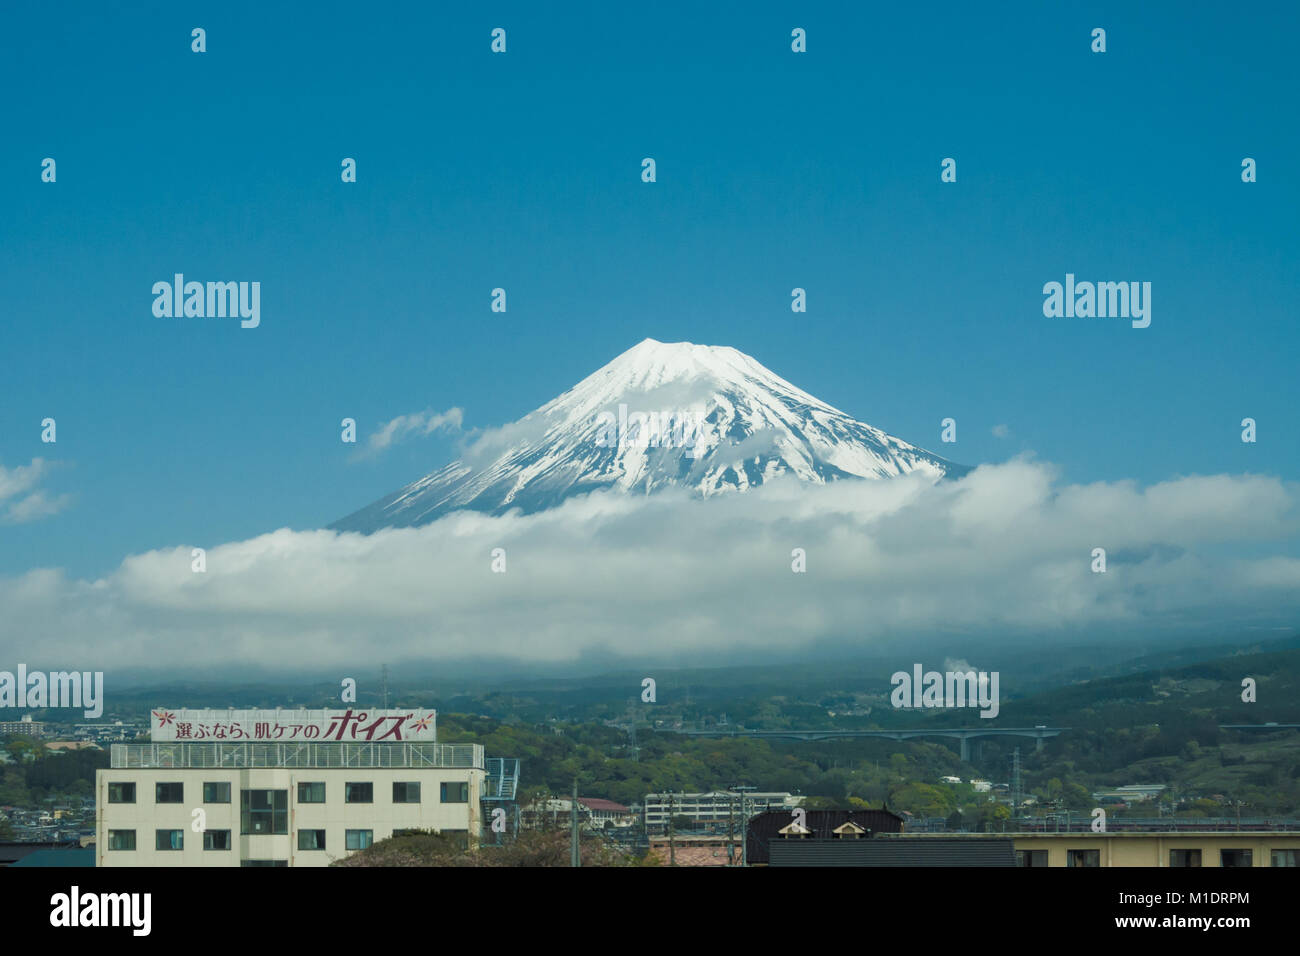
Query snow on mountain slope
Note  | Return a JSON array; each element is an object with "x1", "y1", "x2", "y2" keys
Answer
[{"x1": 330, "y1": 339, "x2": 968, "y2": 532}]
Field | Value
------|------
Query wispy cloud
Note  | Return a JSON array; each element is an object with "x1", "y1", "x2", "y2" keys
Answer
[
  {"x1": 0, "y1": 458, "x2": 73, "y2": 524},
  {"x1": 991, "y1": 424, "x2": 1011, "y2": 439},
  {"x1": 354, "y1": 407, "x2": 464, "y2": 459}
]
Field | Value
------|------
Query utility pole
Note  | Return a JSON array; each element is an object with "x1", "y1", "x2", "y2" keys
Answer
[
  {"x1": 727, "y1": 796, "x2": 735, "y2": 866},
  {"x1": 1011, "y1": 748, "x2": 1021, "y2": 822},
  {"x1": 668, "y1": 792, "x2": 676, "y2": 866},
  {"x1": 732, "y1": 784, "x2": 756, "y2": 867},
  {"x1": 571, "y1": 778, "x2": 581, "y2": 867},
  {"x1": 740, "y1": 791, "x2": 747, "y2": 867}
]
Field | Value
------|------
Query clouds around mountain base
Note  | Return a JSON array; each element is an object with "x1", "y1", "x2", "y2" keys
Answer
[{"x1": 3, "y1": 458, "x2": 1298, "y2": 675}]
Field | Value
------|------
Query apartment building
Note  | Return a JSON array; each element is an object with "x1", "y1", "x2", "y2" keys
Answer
[
  {"x1": 96, "y1": 707, "x2": 485, "y2": 866},
  {"x1": 0, "y1": 715, "x2": 47, "y2": 738},
  {"x1": 644, "y1": 790, "x2": 802, "y2": 831}
]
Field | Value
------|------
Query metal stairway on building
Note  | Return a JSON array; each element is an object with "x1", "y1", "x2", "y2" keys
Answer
[{"x1": 482, "y1": 757, "x2": 519, "y2": 801}]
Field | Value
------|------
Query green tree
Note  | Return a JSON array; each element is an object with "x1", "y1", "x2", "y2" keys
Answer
[
  {"x1": 1063, "y1": 783, "x2": 1091, "y2": 810},
  {"x1": 888, "y1": 783, "x2": 956, "y2": 816},
  {"x1": 0, "y1": 769, "x2": 31, "y2": 807}
]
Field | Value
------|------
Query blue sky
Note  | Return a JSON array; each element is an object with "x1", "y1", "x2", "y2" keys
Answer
[{"x1": 2, "y1": 1, "x2": 1298, "y2": 581}]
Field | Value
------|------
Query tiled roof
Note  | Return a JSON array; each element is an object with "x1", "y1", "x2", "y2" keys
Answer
[{"x1": 580, "y1": 798, "x2": 631, "y2": 812}]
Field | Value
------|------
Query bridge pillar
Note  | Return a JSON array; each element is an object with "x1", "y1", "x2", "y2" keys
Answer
[
  {"x1": 1036, "y1": 735, "x2": 1044, "y2": 753},
  {"x1": 960, "y1": 736, "x2": 970, "y2": 762}
]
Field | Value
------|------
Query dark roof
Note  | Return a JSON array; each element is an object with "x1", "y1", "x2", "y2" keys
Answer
[
  {"x1": 0, "y1": 841, "x2": 86, "y2": 867},
  {"x1": 769, "y1": 837, "x2": 1018, "y2": 867},
  {"x1": 10, "y1": 848, "x2": 95, "y2": 867},
  {"x1": 746, "y1": 809, "x2": 905, "y2": 865}
]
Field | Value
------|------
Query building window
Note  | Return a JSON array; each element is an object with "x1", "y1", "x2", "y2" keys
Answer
[
  {"x1": 241, "y1": 789, "x2": 289, "y2": 835},
  {"x1": 1272, "y1": 850, "x2": 1298, "y2": 867},
  {"x1": 345, "y1": 829, "x2": 373, "y2": 851},
  {"x1": 393, "y1": 782, "x2": 421, "y2": 803},
  {"x1": 107, "y1": 782, "x2": 135, "y2": 804},
  {"x1": 155, "y1": 829, "x2": 184, "y2": 851},
  {"x1": 203, "y1": 782, "x2": 231, "y2": 803},
  {"x1": 155, "y1": 782, "x2": 183, "y2": 803},
  {"x1": 1221, "y1": 849, "x2": 1252, "y2": 868},
  {"x1": 1066, "y1": 849, "x2": 1100, "y2": 868},
  {"x1": 107, "y1": 830, "x2": 136, "y2": 851},
  {"x1": 204, "y1": 830, "x2": 232, "y2": 851},
  {"x1": 345, "y1": 782, "x2": 373, "y2": 803},
  {"x1": 298, "y1": 829, "x2": 327, "y2": 851},
  {"x1": 1016, "y1": 850, "x2": 1048, "y2": 867},
  {"x1": 298, "y1": 781, "x2": 326, "y2": 803},
  {"x1": 241, "y1": 860, "x2": 288, "y2": 867},
  {"x1": 440, "y1": 782, "x2": 469, "y2": 804},
  {"x1": 1170, "y1": 849, "x2": 1202, "y2": 867}
]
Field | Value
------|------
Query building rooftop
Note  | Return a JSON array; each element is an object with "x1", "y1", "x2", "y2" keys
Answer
[
  {"x1": 769, "y1": 837, "x2": 1018, "y2": 867},
  {"x1": 746, "y1": 809, "x2": 905, "y2": 865},
  {"x1": 9, "y1": 848, "x2": 95, "y2": 868},
  {"x1": 881, "y1": 830, "x2": 1300, "y2": 839},
  {"x1": 581, "y1": 798, "x2": 630, "y2": 812},
  {"x1": 110, "y1": 740, "x2": 483, "y2": 770}
]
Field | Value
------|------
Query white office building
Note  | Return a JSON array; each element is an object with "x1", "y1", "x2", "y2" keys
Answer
[
  {"x1": 96, "y1": 708, "x2": 485, "y2": 866},
  {"x1": 644, "y1": 790, "x2": 802, "y2": 830}
]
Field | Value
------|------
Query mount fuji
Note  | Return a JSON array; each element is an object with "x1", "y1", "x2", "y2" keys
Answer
[{"x1": 331, "y1": 339, "x2": 969, "y2": 533}]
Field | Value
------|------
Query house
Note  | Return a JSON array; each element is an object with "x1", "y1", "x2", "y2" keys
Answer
[
  {"x1": 745, "y1": 808, "x2": 905, "y2": 865},
  {"x1": 750, "y1": 808, "x2": 1016, "y2": 866}
]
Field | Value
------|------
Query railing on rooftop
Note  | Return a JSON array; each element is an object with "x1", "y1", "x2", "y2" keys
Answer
[
  {"x1": 1002, "y1": 817, "x2": 1300, "y2": 833},
  {"x1": 897, "y1": 817, "x2": 1300, "y2": 834},
  {"x1": 110, "y1": 741, "x2": 483, "y2": 770}
]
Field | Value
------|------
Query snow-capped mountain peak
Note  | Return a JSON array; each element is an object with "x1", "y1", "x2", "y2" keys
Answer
[{"x1": 330, "y1": 339, "x2": 966, "y2": 532}]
